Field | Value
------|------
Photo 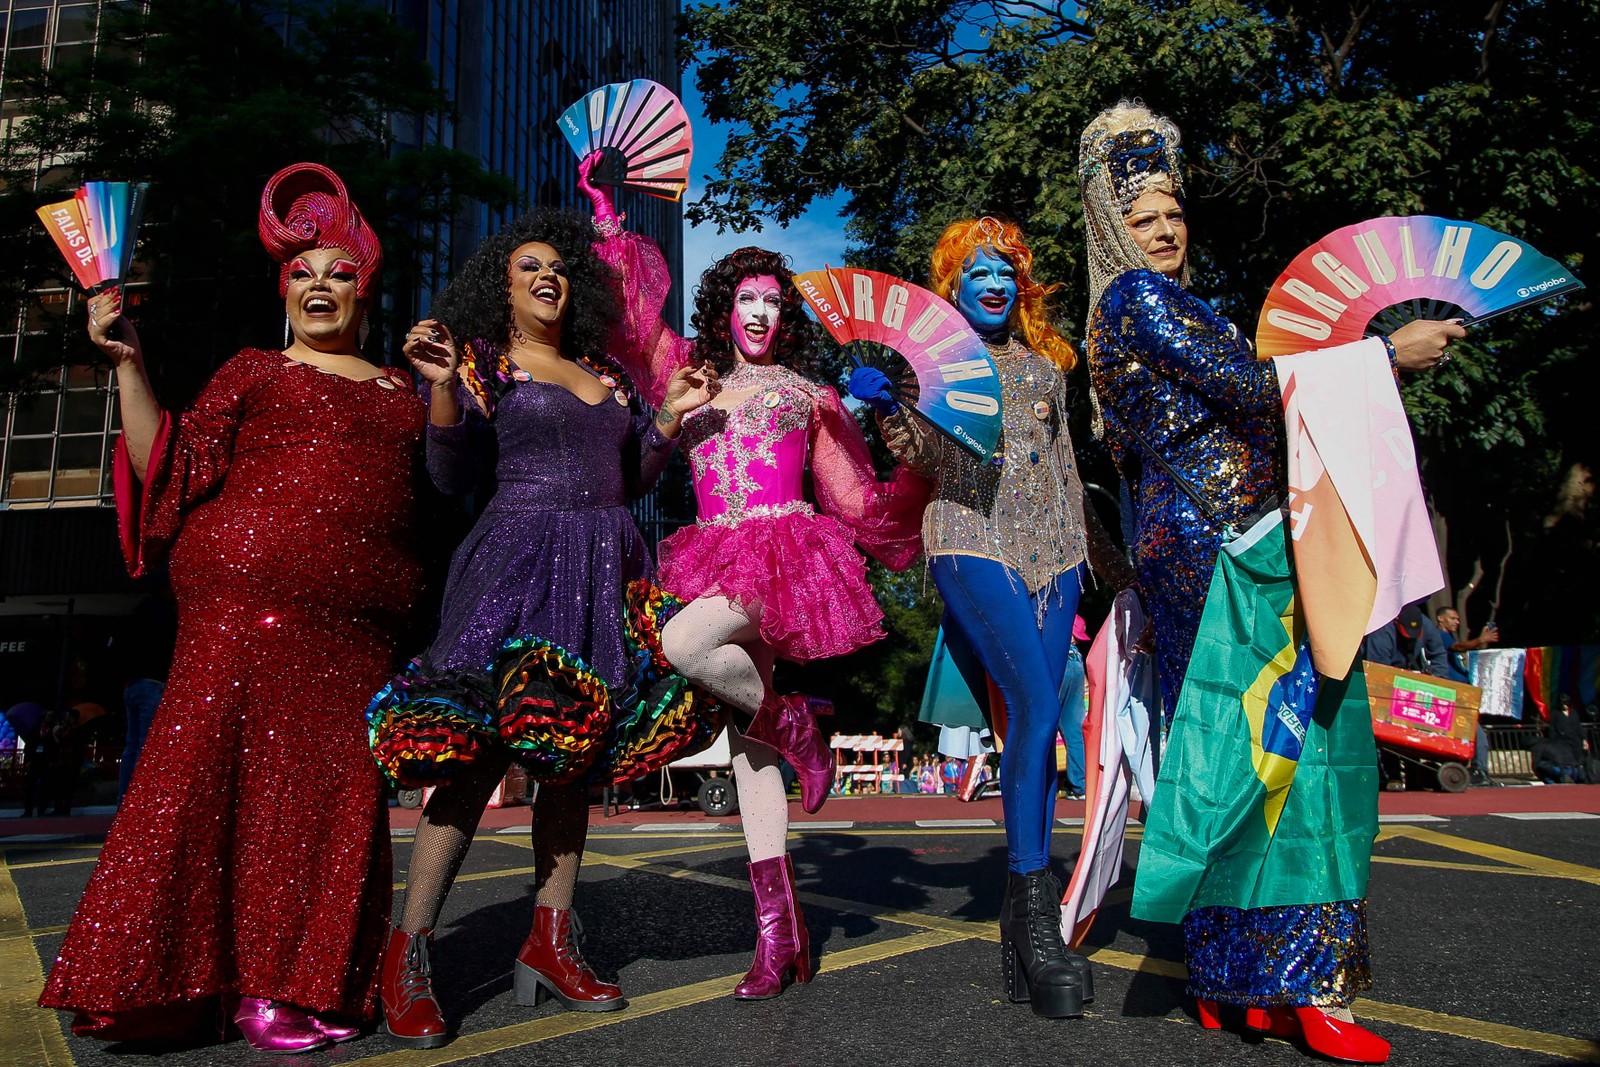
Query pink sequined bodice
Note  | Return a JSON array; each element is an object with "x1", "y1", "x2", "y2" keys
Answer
[{"x1": 681, "y1": 365, "x2": 817, "y2": 527}]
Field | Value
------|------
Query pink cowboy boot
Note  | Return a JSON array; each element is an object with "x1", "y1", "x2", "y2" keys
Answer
[
  {"x1": 734, "y1": 854, "x2": 813, "y2": 999},
  {"x1": 745, "y1": 693, "x2": 835, "y2": 814}
]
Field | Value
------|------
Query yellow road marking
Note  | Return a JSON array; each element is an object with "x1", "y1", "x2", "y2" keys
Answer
[
  {"x1": 1384, "y1": 825, "x2": 1600, "y2": 885},
  {"x1": 1354, "y1": 998, "x2": 1600, "y2": 1063},
  {"x1": 5, "y1": 857, "x2": 99, "y2": 872},
  {"x1": 1371, "y1": 855, "x2": 1571, "y2": 879},
  {"x1": 340, "y1": 928, "x2": 968, "y2": 1066},
  {"x1": 0, "y1": 855, "x2": 74, "y2": 1066}
]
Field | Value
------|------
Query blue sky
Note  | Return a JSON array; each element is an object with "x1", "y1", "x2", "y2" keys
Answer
[{"x1": 677, "y1": 68, "x2": 849, "y2": 327}]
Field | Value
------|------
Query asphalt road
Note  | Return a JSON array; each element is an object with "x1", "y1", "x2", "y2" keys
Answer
[{"x1": 5, "y1": 813, "x2": 1599, "y2": 1066}]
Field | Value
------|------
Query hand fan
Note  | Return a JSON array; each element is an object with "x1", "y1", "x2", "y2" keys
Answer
[
  {"x1": 557, "y1": 79, "x2": 692, "y2": 202},
  {"x1": 35, "y1": 181, "x2": 148, "y2": 292},
  {"x1": 794, "y1": 266, "x2": 1003, "y2": 462},
  {"x1": 1256, "y1": 215, "x2": 1583, "y2": 358}
]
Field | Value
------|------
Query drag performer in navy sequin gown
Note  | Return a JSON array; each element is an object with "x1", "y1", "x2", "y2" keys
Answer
[{"x1": 1078, "y1": 102, "x2": 1461, "y2": 1063}]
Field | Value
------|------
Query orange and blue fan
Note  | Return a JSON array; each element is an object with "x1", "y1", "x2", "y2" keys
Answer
[
  {"x1": 35, "y1": 181, "x2": 148, "y2": 293},
  {"x1": 557, "y1": 78, "x2": 693, "y2": 202},
  {"x1": 1255, "y1": 215, "x2": 1584, "y2": 358},
  {"x1": 794, "y1": 266, "x2": 1004, "y2": 463}
]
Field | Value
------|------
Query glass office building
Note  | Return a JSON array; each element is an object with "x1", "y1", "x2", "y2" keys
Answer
[
  {"x1": 1, "y1": 0, "x2": 682, "y2": 512},
  {"x1": 1, "y1": 0, "x2": 684, "y2": 626}
]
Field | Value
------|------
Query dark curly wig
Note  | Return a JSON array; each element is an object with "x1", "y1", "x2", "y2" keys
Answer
[
  {"x1": 430, "y1": 207, "x2": 623, "y2": 410},
  {"x1": 689, "y1": 247, "x2": 820, "y2": 380}
]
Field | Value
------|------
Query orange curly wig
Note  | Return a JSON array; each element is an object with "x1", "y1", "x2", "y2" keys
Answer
[{"x1": 928, "y1": 217, "x2": 1076, "y2": 372}]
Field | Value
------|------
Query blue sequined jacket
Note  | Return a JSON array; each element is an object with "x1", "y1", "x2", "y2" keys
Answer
[{"x1": 1087, "y1": 269, "x2": 1283, "y2": 534}]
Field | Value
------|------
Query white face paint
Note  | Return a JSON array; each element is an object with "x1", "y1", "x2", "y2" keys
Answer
[{"x1": 730, "y1": 274, "x2": 782, "y2": 359}]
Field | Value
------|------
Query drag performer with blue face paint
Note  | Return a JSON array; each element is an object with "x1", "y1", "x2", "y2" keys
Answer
[
  {"x1": 1078, "y1": 101, "x2": 1459, "y2": 1064},
  {"x1": 853, "y1": 217, "x2": 1131, "y2": 1020}
]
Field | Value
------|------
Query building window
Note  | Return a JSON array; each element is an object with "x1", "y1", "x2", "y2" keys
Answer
[{"x1": 1, "y1": 287, "x2": 138, "y2": 510}]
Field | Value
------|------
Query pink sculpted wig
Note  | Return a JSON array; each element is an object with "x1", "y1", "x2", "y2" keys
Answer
[{"x1": 258, "y1": 162, "x2": 382, "y2": 299}]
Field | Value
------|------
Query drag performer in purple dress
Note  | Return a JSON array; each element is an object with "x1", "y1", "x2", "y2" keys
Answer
[
  {"x1": 578, "y1": 156, "x2": 929, "y2": 1000},
  {"x1": 372, "y1": 208, "x2": 716, "y2": 1047}
]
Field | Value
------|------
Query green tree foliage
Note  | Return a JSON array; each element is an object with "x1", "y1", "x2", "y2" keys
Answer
[
  {"x1": 0, "y1": 0, "x2": 516, "y2": 403},
  {"x1": 685, "y1": 0, "x2": 1600, "y2": 645}
]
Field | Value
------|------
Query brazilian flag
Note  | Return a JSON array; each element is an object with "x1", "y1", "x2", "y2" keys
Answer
[{"x1": 1132, "y1": 510, "x2": 1379, "y2": 924}]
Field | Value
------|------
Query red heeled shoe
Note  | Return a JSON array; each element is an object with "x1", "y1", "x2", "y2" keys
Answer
[
  {"x1": 1246, "y1": 1005, "x2": 1390, "y2": 1063},
  {"x1": 1196, "y1": 998, "x2": 1222, "y2": 1030},
  {"x1": 514, "y1": 906, "x2": 625, "y2": 1012}
]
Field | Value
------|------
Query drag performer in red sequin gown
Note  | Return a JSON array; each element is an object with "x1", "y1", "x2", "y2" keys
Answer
[{"x1": 39, "y1": 164, "x2": 428, "y2": 1054}]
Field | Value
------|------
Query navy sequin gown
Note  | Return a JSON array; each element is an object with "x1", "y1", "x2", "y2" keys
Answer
[{"x1": 1088, "y1": 269, "x2": 1372, "y2": 1008}]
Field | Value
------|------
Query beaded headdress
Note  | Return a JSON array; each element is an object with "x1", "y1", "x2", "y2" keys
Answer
[
  {"x1": 1077, "y1": 101, "x2": 1190, "y2": 319},
  {"x1": 259, "y1": 162, "x2": 383, "y2": 299}
]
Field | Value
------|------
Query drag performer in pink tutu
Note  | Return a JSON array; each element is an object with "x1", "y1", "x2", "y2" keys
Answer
[
  {"x1": 580, "y1": 154, "x2": 929, "y2": 999},
  {"x1": 41, "y1": 164, "x2": 427, "y2": 1054}
]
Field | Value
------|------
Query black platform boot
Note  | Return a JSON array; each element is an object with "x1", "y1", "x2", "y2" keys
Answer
[{"x1": 999, "y1": 869, "x2": 1087, "y2": 1018}]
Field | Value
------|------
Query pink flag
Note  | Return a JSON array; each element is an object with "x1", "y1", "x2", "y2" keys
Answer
[{"x1": 1274, "y1": 338, "x2": 1444, "y2": 678}]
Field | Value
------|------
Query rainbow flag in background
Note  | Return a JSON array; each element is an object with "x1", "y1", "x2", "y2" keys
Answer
[
  {"x1": 1133, "y1": 509, "x2": 1378, "y2": 924},
  {"x1": 1523, "y1": 646, "x2": 1600, "y2": 719}
]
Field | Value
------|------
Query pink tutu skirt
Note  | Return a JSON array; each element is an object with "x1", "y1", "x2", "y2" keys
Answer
[{"x1": 657, "y1": 510, "x2": 884, "y2": 663}]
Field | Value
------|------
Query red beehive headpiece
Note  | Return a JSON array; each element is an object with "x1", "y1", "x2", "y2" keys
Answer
[{"x1": 258, "y1": 162, "x2": 382, "y2": 299}]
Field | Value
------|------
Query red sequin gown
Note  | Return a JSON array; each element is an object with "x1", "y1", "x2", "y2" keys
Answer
[{"x1": 40, "y1": 349, "x2": 429, "y2": 1039}]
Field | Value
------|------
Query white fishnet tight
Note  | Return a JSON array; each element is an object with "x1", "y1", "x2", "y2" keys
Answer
[{"x1": 661, "y1": 596, "x2": 791, "y2": 863}]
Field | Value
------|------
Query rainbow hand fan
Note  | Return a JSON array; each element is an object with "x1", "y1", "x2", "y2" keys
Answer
[
  {"x1": 1256, "y1": 215, "x2": 1583, "y2": 358},
  {"x1": 558, "y1": 79, "x2": 692, "y2": 202},
  {"x1": 35, "y1": 181, "x2": 148, "y2": 292},
  {"x1": 794, "y1": 266, "x2": 1003, "y2": 462}
]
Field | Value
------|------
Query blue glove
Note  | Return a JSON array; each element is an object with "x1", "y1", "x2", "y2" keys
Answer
[{"x1": 847, "y1": 366, "x2": 900, "y2": 415}]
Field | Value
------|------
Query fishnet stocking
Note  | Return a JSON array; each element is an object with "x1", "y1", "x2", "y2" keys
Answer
[
  {"x1": 398, "y1": 750, "x2": 510, "y2": 932},
  {"x1": 529, "y1": 779, "x2": 589, "y2": 909},
  {"x1": 660, "y1": 597, "x2": 765, "y2": 714},
  {"x1": 660, "y1": 597, "x2": 790, "y2": 862},
  {"x1": 395, "y1": 757, "x2": 592, "y2": 931},
  {"x1": 729, "y1": 727, "x2": 790, "y2": 862}
]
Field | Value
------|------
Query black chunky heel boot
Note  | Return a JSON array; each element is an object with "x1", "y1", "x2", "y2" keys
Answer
[{"x1": 999, "y1": 868, "x2": 1086, "y2": 1018}]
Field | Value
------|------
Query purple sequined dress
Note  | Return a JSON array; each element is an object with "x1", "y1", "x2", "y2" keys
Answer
[{"x1": 423, "y1": 378, "x2": 674, "y2": 687}]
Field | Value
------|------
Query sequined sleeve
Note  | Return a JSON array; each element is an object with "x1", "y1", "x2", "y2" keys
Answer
[
  {"x1": 111, "y1": 349, "x2": 268, "y2": 578},
  {"x1": 624, "y1": 401, "x2": 678, "y2": 499},
  {"x1": 808, "y1": 386, "x2": 932, "y2": 571},
  {"x1": 423, "y1": 382, "x2": 494, "y2": 498},
  {"x1": 1102, "y1": 270, "x2": 1278, "y2": 422},
  {"x1": 592, "y1": 230, "x2": 696, "y2": 408}
]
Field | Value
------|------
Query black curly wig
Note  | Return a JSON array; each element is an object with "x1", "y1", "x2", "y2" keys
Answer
[
  {"x1": 430, "y1": 207, "x2": 623, "y2": 406},
  {"x1": 689, "y1": 247, "x2": 820, "y2": 380}
]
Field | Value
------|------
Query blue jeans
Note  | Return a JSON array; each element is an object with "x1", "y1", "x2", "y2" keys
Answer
[
  {"x1": 1059, "y1": 646, "x2": 1087, "y2": 793},
  {"x1": 119, "y1": 678, "x2": 164, "y2": 802},
  {"x1": 930, "y1": 555, "x2": 1083, "y2": 873}
]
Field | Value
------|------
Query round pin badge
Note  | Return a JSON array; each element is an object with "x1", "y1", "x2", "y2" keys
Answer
[
  {"x1": 512, "y1": 369, "x2": 533, "y2": 382},
  {"x1": 1033, "y1": 399, "x2": 1051, "y2": 421},
  {"x1": 613, "y1": 389, "x2": 628, "y2": 406},
  {"x1": 762, "y1": 390, "x2": 781, "y2": 408}
]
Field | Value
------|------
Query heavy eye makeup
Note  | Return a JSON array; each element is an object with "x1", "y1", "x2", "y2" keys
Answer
[{"x1": 514, "y1": 256, "x2": 569, "y2": 277}]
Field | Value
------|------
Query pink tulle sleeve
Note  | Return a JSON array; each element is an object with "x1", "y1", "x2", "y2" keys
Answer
[
  {"x1": 593, "y1": 230, "x2": 696, "y2": 407},
  {"x1": 809, "y1": 386, "x2": 932, "y2": 571},
  {"x1": 112, "y1": 350, "x2": 264, "y2": 577}
]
